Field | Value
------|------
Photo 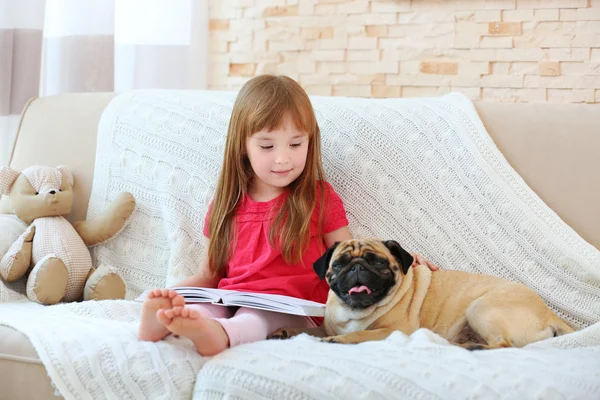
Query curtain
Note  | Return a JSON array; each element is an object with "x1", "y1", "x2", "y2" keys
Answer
[{"x1": 0, "y1": 0, "x2": 208, "y2": 165}]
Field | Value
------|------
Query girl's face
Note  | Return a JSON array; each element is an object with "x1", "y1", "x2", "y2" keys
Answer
[{"x1": 245, "y1": 112, "x2": 309, "y2": 199}]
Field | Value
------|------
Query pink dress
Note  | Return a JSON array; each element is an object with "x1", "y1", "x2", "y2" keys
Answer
[
  {"x1": 194, "y1": 182, "x2": 349, "y2": 347},
  {"x1": 204, "y1": 181, "x2": 349, "y2": 306}
]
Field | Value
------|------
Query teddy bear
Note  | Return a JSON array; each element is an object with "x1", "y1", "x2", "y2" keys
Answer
[{"x1": 0, "y1": 165, "x2": 136, "y2": 305}]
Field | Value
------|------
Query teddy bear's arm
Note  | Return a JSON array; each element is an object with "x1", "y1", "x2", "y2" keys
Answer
[
  {"x1": 73, "y1": 192, "x2": 135, "y2": 247},
  {"x1": 0, "y1": 225, "x2": 35, "y2": 282}
]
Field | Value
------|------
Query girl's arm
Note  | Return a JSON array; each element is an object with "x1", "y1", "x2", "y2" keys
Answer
[
  {"x1": 173, "y1": 244, "x2": 221, "y2": 288},
  {"x1": 409, "y1": 252, "x2": 439, "y2": 271},
  {"x1": 323, "y1": 226, "x2": 351, "y2": 248}
]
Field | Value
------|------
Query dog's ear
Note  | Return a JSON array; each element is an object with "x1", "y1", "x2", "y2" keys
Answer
[
  {"x1": 313, "y1": 242, "x2": 340, "y2": 280},
  {"x1": 383, "y1": 240, "x2": 413, "y2": 275}
]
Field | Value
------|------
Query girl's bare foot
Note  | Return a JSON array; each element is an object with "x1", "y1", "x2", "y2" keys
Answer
[
  {"x1": 159, "y1": 306, "x2": 230, "y2": 356},
  {"x1": 138, "y1": 289, "x2": 184, "y2": 341}
]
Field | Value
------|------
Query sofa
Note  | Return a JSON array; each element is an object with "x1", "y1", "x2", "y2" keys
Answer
[{"x1": 0, "y1": 90, "x2": 599, "y2": 400}]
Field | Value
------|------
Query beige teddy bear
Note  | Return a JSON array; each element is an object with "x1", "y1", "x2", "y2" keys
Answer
[{"x1": 0, "y1": 165, "x2": 135, "y2": 305}]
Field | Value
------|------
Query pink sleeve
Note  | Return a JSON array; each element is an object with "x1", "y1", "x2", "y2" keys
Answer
[
  {"x1": 321, "y1": 182, "x2": 349, "y2": 234},
  {"x1": 203, "y1": 201, "x2": 213, "y2": 238}
]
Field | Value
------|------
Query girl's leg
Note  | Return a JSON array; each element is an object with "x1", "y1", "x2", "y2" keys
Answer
[
  {"x1": 180, "y1": 303, "x2": 234, "y2": 319},
  {"x1": 160, "y1": 305, "x2": 315, "y2": 356},
  {"x1": 158, "y1": 304, "x2": 232, "y2": 356},
  {"x1": 139, "y1": 288, "x2": 232, "y2": 342},
  {"x1": 216, "y1": 307, "x2": 316, "y2": 347}
]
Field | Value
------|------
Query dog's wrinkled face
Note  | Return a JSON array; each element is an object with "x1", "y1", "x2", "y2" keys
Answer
[{"x1": 314, "y1": 239, "x2": 414, "y2": 309}]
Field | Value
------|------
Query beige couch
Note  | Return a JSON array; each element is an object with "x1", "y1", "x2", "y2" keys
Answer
[{"x1": 1, "y1": 93, "x2": 599, "y2": 399}]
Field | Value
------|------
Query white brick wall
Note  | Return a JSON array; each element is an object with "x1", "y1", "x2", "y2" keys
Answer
[{"x1": 209, "y1": 0, "x2": 600, "y2": 102}]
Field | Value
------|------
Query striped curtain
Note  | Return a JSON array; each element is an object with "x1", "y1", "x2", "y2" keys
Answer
[{"x1": 0, "y1": 0, "x2": 208, "y2": 165}]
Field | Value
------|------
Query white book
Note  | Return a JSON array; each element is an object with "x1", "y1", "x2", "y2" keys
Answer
[{"x1": 136, "y1": 287, "x2": 325, "y2": 317}]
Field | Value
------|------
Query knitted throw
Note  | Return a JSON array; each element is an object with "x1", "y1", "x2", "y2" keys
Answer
[{"x1": 0, "y1": 90, "x2": 598, "y2": 400}]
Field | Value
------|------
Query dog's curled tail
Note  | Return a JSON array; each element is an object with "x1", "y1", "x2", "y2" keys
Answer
[{"x1": 551, "y1": 315, "x2": 576, "y2": 337}]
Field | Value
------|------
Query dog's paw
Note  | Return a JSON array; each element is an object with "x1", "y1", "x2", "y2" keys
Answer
[
  {"x1": 466, "y1": 344, "x2": 486, "y2": 351},
  {"x1": 459, "y1": 341, "x2": 488, "y2": 351},
  {"x1": 320, "y1": 337, "x2": 340, "y2": 344},
  {"x1": 267, "y1": 329, "x2": 291, "y2": 340}
]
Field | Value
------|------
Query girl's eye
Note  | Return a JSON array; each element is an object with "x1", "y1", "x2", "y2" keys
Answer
[
  {"x1": 260, "y1": 145, "x2": 273, "y2": 150},
  {"x1": 290, "y1": 143, "x2": 302, "y2": 148}
]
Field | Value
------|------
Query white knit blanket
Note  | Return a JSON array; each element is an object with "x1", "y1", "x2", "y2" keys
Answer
[{"x1": 1, "y1": 90, "x2": 599, "y2": 400}]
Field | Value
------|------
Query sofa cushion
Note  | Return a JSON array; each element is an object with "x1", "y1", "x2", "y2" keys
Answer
[
  {"x1": 2, "y1": 93, "x2": 117, "y2": 223},
  {"x1": 474, "y1": 102, "x2": 600, "y2": 251},
  {"x1": 0, "y1": 325, "x2": 57, "y2": 399}
]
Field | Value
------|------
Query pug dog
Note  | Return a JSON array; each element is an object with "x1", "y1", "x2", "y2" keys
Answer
[{"x1": 269, "y1": 239, "x2": 574, "y2": 349}]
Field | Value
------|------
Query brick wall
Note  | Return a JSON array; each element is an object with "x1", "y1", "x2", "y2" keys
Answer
[{"x1": 209, "y1": 0, "x2": 600, "y2": 103}]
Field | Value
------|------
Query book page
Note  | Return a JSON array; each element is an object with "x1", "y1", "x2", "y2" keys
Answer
[
  {"x1": 223, "y1": 291, "x2": 324, "y2": 308},
  {"x1": 135, "y1": 287, "x2": 222, "y2": 303},
  {"x1": 174, "y1": 287, "x2": 228, "y2": 302},
  {"x1": 136, "y1": 287, "x2": 325, "y2": 317},
  {"x1": 221, "y1": 291, "x2": 325, "y2": 317}
]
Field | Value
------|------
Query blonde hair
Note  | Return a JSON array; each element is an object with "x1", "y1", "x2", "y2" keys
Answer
[{"x1": 208, "y1": 75, "x2": 326, "y2": 275}]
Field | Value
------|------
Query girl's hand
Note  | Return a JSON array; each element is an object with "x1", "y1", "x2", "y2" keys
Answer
[{"x1": 409, "y1": 252, "x2": 439, "y2": 271}]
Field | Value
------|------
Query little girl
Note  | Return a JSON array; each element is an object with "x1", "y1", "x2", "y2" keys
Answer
[{"x1": 138, "y1": 75, "x2": 438, "y2": 356}]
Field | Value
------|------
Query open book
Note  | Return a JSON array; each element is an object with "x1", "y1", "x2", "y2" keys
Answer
[{"x1": 136, "y1": 287, "x2": 325, "y2": 317}]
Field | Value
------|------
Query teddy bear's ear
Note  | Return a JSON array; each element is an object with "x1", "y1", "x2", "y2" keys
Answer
[
  {"x1": 56, "y1": 165, "x2": 74, "y2": 187},
  {"x1": 0, "y1": 167, "x2": 21, "y2": 195}
]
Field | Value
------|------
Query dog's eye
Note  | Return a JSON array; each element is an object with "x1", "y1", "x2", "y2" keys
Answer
[
  {"x1": 332, "y1": 263, "x2": 342, "y2": 271},
  {"x1": 35, "y1": 192, "x2": 39, "y2": 195}
]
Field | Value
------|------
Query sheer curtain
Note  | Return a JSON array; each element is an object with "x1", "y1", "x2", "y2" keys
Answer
[{"x1": 0, "y1": 0, "x2": 208, "y2": 165}]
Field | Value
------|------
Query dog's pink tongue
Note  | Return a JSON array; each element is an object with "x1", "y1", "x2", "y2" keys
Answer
[{"x1": 348, "y1": 285, "x2": 372, "y2": 295}]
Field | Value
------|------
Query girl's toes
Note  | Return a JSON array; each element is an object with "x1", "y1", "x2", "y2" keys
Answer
[
  {"x1": 171, "y1": 306, "x2": 184, "y2": 317},
  {"x1": 172, "y1": 295, "x2": 185, "y2": 307}
]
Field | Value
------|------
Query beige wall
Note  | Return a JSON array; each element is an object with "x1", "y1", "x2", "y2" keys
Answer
[{"x1": 208, "y1": 0, "x2": 600, "y2": 103}]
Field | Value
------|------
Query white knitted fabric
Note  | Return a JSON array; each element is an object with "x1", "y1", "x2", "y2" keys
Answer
[
  {"x1": 0, "y1": 300, "x2": 204, "y2": 399},
  {"x1": 0, "y1": 274, "x2": 27, "y2": 303},
  {"x1": 194, "y1": 331, "x2": 600, "y2": 400},
  {"x1": 0, "y1": 90, "x2": 599, "y2": 400}
]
